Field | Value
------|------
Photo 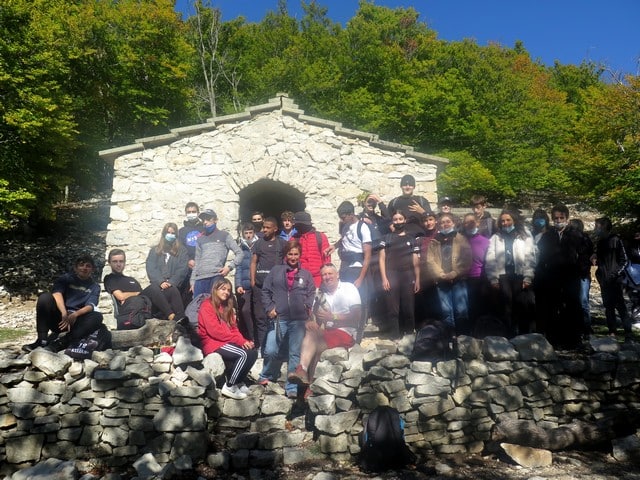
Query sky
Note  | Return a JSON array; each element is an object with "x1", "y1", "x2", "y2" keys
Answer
[{"x1": 175, "y1": 0, "x2": 640, "y2": 77}]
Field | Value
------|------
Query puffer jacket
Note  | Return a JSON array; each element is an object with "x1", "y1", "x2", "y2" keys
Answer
[{"x1": 485, "y1": 231, "x2": 537, "y2": 284}]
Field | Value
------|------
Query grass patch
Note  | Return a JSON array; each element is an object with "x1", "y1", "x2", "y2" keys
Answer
[{"x1": 0, "y1": 327, "x2": 29, "y2": 343}]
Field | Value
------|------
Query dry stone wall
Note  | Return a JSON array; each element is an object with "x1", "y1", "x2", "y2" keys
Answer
[{"x1": 2, "y1": 332, "x2": 639, "y2": 476}]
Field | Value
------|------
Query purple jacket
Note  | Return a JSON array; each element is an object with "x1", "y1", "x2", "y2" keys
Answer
[{"x1": 466, "y1": 233, "x2": 490, "y2": 278}]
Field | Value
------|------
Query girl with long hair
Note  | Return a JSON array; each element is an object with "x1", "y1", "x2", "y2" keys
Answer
[
  {"x1": 198, "y1": 278, "x2": 257, "y2": 400},
  {"x1": 145, "y1": 222, "x2": 189, "y2": 320}
]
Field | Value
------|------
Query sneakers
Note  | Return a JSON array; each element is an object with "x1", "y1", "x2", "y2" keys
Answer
[
  {"x1": 237, "y1": 383, "x2": 251, "y2": 395},
  {"x1": 22, "y1": 339, "x2": 46, "y2": 353},
  {"x1": 221, "y1": 383, "x2": 247, "y2": 400},
  {"x1": 288, "y1": 365, "x2": 309, "y2": 385},
  {"x1": 257, "y1": 377, "x2": 270, "y2": 386}
]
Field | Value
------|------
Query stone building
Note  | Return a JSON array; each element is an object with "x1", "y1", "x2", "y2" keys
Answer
[{"x1": 99, "y1": 93, "x2": 448, "y2": 287}]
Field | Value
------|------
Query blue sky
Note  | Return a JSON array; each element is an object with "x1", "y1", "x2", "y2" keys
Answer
[{"x1": 175, "y1": 0, "x2": 639, "y2": 77}]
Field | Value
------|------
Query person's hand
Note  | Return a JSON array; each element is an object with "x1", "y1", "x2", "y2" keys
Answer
[
  {"x1": 382, "y1": 278, "x2": 391, "y2": 291},
  {"x1": 242, "y1": 340, "x2": 254, "y2": 349},
  {"x1": 59, "y1": 312, "x2": 75, "y2": 332},
  {"x1": 353, "y1": 276, "x2": 363, "y2": 288},
  {"x1": 315, "y1": 309, "x2": 331, "y2": 324},
  {"x1": 368, "y1": 193, "x2": 382, "y2": 203},
  {"x1": 268, "y1": 308, "x2": 277, "y2": 319},
  {"x1": 491, "y1": 282, "x2": 500, "y2": 290},
  {"x1": 188, "y1": 259, "x2": 196, "y2": 269},
  {"x1": 219, "y1": 266, "x2": 231, "y2": 276},
  {"x1": 160, "y1": 281, "x2": 171, "y2": 290},
  {"x1": 408, "y1": 200, "x2": 425, "y2": 215},
  {"x1": 522, "y1": 281, "x2": 531, "y2": 289},
  {"x1": 324, "y1": 246, "x2": 335, "y2": 256},
  {"x1": 413, "y1": 282, "x2": 420, "y2": 294},
  {"x1": 237, "y1": 287, "x2": 245, "y2": 295}
]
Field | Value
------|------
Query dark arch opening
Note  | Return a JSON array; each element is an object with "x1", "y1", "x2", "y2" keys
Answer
[{"x1": 238, "y1": 179, "x2": 306, "y2": 231}]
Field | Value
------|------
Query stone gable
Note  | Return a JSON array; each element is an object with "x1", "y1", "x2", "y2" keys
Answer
[{"x1": 100, "y1": 94, "x2": 448, "y2": 311}]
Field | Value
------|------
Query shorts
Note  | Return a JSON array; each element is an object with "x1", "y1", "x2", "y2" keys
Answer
[{"x1": 323, "y1": 328, "x2": 355, "y2": 349}]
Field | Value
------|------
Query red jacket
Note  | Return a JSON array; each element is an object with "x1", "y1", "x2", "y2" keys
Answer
[
  {"x1": 197, "y1": 299, "x2": 248, "y2": 355},
  {"x1": 295, "y1": 229, "x2": 331, "y2": 287}
]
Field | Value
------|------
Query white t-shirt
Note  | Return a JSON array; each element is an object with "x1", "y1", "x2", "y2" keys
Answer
[
  {"x1": 340, "y1": 221, "x2": 372, "y2": 267},
  {"x1": 319, "y1": 281, "x2": 361, "y2": 338}
]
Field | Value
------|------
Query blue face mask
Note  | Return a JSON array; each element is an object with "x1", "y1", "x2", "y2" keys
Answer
[
  {"x1": 465, "y1": 227, "x2": 478, "y2": 236},
  {"x1": 533, "y1": 218, "x2": 546, "y2": 228},
  {"x1": 164, "y1": 233, "x2": 176, "y2": 243},
  {"x1": 205, "y1": 223, "x2": 216, "y2": 234},
  {"x1": 502, "y1": 225, "x2": 515, "y2": 234},
  {"x1": 440, "y1": 227, "x2": 455, "y2": 235}
]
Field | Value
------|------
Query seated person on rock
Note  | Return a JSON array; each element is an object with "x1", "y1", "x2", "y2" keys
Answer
[
  {"x1": 23, "y1": 254, "x2": 104, "y2": 352},
  {"x1": 288, "y1": 263, "x2": 361, "y2": 391},
  {"x1": 104, "y1": 249, "x2": 186, "y2": 329},
  {"x1": 198, "y1": 278, "x2": 257, "y2": 400}
]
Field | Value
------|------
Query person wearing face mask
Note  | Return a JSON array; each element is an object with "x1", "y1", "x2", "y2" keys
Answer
[
  {"x1": 485, "y1": 210, "x2": 537, "y2": 337},
  {"x1": 534, "y1": 204, "x2": 590, "y2": 348},
  {"x1": 191, "y1": 209, "x2": 244, "y2": 298},
  {"x1": 531, "y1": 209, "x2": 550, "y2": 245},
  {"x1": 145, "y1": 222, "x2": 188, "y2": 321},
  {"x1": 462, "y1": 214, "x2": 491, "y2": 331},
  {"x1": 178, "y1": 202, "x2": 204, "y2": 304},
  {"x1": 251, "y1": 211, "x2": 264, "y2": 237},
  {"x1": 426, "y1": 213, "x2": 472, "y2": 336},
  {"x1": 378, "y1": 211, "x2": 420, "y2": 338},
  {"x1": 292, "y1": 211, "x2": 331, "y2": 288}
]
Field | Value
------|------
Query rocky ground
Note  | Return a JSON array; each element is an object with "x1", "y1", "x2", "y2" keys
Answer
[{"x1": 1, "y1": 199, "x2": 640, "y2": 479}]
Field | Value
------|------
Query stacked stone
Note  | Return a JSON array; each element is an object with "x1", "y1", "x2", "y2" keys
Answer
[{"x1": 1, "y1": 332, "x2": 640, "y2": 475}]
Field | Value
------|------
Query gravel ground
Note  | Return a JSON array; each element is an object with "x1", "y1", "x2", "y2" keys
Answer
[{"x1": 1, "y1": 199, "x2": 640, "y2": 479}]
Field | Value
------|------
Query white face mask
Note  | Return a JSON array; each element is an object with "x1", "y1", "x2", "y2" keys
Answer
[
  {"x1": 554, "y1": 222, "x2": 567, "y2": 230},
  {"x1": 186, "y1": 213, "x2": 198, "y2": 221}
]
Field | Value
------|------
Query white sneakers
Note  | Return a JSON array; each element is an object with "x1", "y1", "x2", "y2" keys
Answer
[{"x1": 221, "y1": 383, "x2": 249, "y2": 399}]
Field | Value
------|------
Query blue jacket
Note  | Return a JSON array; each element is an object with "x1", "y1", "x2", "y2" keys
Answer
[
  {"x1": 261, "y1": 264, "x2": 315, "y2": 321},
  {"x1": 235, "y1": 237, "x2": 256, "y2": 290}
]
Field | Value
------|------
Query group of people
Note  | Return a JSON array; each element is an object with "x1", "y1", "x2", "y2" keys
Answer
[{"x1": 21, "y1": 177, "x2": 639, "y2": 401}]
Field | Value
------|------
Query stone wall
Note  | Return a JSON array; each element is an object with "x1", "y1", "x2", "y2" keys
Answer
[{"x1": 2, "y1": 332, "x2": 638, "y2": 476}]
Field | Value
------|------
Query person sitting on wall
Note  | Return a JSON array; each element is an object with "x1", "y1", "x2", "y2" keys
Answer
[
  {"x1": 22, "y1": 254, "x2": 104, "y2": 352},
  {"x1": 288, "y1": 263, "x2": 361, "y2": 397},
  {"x1": 104, "y1": 249, "x2": 184, "y2": 329},
  {"x1": 198, "y1": 278, "x2": 257, "y2": 400}
]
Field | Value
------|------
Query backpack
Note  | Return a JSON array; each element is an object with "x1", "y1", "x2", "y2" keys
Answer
[
  {"x1": 115, "y1": 295, "x2": 153, "y2": 330},
  {"x1": 185, "y1": 292, "x2": 210, "y2": 328},
  {"x1": 410, "y1": 321, "x2": 454, "y2": 362},
  {"x1": 65, "y1": 325, "x2": 112, "y2": 360},
  {"x1": 359, "y1": 406, "x2": 416, "y2": 472}
]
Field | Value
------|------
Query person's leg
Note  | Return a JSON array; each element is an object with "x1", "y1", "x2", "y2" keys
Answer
[
  {"x1": 451, "y1": 280, "x2": 469, "y2": 336},
  {"x1": 162, "y1": 285, "x2": 185, "y2": 318},
  {"x1": 612, "y1": 283, "x2": 630, "y2": 333},
  {"x1": 252, "y1": 286, "x2": 269, "y2": 351},
  {"x1": 437, "y1": 284, "x2": 454, "y2": 329},
  {"x1": 216, "y1": 344, "x2": 258, "y2": 386},
  {"x1": 398, "y1": 269, "x2": 416, "y2": 335},
  {"x1": 193, "y1": 277, "x2": 214, "y2": 298},
  {"x1": 36, "y1": 292, "x2": 60, "y2": 340},
  {"x1": 142, "y1": 284, "x2": 172, "y2": 318},
  {"x1": 384, "y1": 270, "x2": 401, "y2": 339},
  {"x1": 499, "y1": 275, "x2": 516, "y2": 337},
  {"x1": 259, "y1": 322, "x2": 284, "y2": 383},
  {"x1": 561, "y1": 278, "x2": 583, "y2": 346},
  {"x1": 68, "y1": 311, "x2": 104, "y2": 342},
  {"x1": 284, "y1": 320, "x2": 306, "y2": 396},
  {"x1": 297, "y1": 331, "x2": 319, "y2": 371},
  {"x1": 237, "y1": 290, "x2": 254, "y2": 341}
]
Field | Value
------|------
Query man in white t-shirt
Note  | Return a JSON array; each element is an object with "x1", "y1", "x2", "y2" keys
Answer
[{"x1": 288, "y1": 264, "x2": 361, "y2": 392}]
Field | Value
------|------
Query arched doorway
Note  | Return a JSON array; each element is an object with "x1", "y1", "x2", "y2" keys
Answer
[{"x1": 238, "y1": 179, "x2": 306, "y2": 227}]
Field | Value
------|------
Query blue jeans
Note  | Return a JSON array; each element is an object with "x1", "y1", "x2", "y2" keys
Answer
[
  {"x1": 437, "y1": 280, "x2": 468, "y2": 332},
  {"x1": 193, "y1": 275, "x2": 223, "y2": 298},
  {"x1": 259, "y1": 318, "x2": 306, "y2": 396}
]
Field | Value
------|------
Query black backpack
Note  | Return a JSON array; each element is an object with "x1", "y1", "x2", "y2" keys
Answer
[
  {"x1": 359, "y1": 406, "x2": 416, "y2": 472},
  {"x1": 115, "y1": 295, "x2": 153, "y2": 330},
  {"x1": 410, "y1": 321, "x2": 453, "y2": 362}
]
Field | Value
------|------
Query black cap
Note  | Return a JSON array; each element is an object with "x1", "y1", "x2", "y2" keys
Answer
[
  {"x1": 293, "y1": 211, "x2": 312, "y2": 226},
  {"x1": 438, "y1": 196, "x2": 452, "y2": 206},
  {"x1": 400, "y1": 174, "x2": 415, "y2": 186}
]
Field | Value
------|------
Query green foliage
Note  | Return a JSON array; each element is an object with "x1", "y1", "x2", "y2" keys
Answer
[
  {"x1": 0, "y1": 180, "x2": 36, "y2": 230},
  {"x1": 438, "y1": 151, "x2": 501, "y2": 204}
]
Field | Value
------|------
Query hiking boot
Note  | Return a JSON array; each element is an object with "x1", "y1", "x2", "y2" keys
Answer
[
  {"x1": 22, "y1": 339, "x2": 46, "y2": 353},
  {"x1": 221, "y1": 383, "x2": 247, "y2": 400},
  {"x1": 288, "y1": 365, "x2": 309, "y2": 385},
  {"x1": 45, "y1": 335, "x2": 70, "y2": 352}
]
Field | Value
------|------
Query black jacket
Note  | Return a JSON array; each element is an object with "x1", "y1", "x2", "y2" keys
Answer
[
  {"x1": 261, "y1": 264, "x2": 315, "y2": 321},
  {"x1": 596, "y1": 234, "x2": 628, "y2": 284}
]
